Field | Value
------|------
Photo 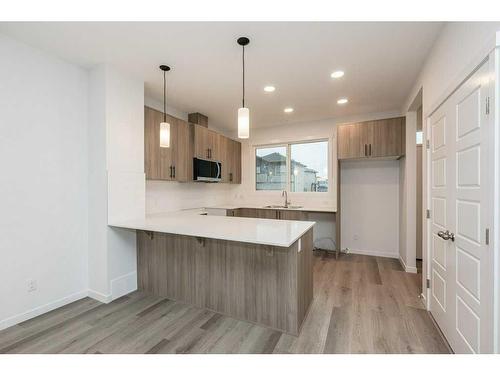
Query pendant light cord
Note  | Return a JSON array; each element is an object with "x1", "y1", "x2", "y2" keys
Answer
[
  {"x1": 163, "y1": 70, "x2": 167, "y2": 122},
  {"x1": 242, "y1": 45, "x2": 245, "y2": 108}
]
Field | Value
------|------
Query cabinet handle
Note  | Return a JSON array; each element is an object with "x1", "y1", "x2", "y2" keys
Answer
[
  {"x1": 169, "y1": 166, "x2": 173, "y2": 178},
  {"x1": 229, "y1": 172, "x2": 233, "y2": 182},
  {"x1": 369, "y1": 144, "x2": 372, "y2": 156},
  {"x1": 207, "y1": 148, "x2": 209, "y2": 158},
  {"x1": 209, "y1": 148, "x2": 212, "y2": 159},
  {"x1": 173, "y1": 166, "x2": 176, "y2": 178},
  {"x1": 364, "y1": 144, "x2": 367, "y2": 157}
]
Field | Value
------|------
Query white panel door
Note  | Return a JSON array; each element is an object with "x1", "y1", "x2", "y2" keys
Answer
[{"x1": 429, "y1": 61, "x2": 493, "y2": 353}]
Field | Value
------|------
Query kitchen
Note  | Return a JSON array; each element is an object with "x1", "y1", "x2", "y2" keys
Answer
[{"x1": 1, "y1": 19, "x2": 500, "y2": 362}]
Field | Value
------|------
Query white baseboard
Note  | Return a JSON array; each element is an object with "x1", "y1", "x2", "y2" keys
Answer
[
  {"x1": 399, "y1": 256, "x2": 418, "y2": 273},
  {"x1": 110, "y1": 271, "x2": 137, "y2": 300},
  {"x1": 347, "y1": 248, "x2": 399, "y2": 259},
  {"x1": 0, "y1": 272, "x2": 138, "y2": 331},
  {"x1": 87, "y1": 289, "x2": 112, "y2": 304},
  {"x1": 88, "y1": 271, "x2": 138, "y2": 303},
  {"x1": 0, "y1": 290, "x2": 88, "y2": 331}
]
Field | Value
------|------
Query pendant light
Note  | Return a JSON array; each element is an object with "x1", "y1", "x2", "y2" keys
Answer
[
  {"x1": 237, "y1": 37, "x2": 250, "y2": 139},
  {"x1": 159, "y1": 65, "x2": 171, "y2": 148}
]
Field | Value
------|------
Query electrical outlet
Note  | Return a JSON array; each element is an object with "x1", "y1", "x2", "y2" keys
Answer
[
  {"x1": 27, "y1": 279, "x2": 37, "y2": 293},
  {"x1": 353, "y1": 234, "x2": 359, "y2": 241}
]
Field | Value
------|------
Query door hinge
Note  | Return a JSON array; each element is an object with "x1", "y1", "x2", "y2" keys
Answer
[
  {"x1": 486, "y1": 228, "x2": 490, "y2": 245},
  {"x1": 426, "y1": 209, "x2": 431, "y2": 219},
  {"x1": 426, "y1": 139, "x2": 430, "y2": 149},
  {"x1": 486, "y1": 97, "x2": 490, "y2": 115},
  {"x1": 426, "y1": 279, "x2": 430, "y2": 289}
]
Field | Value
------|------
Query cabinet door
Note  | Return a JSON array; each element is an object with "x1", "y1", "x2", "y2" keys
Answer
[
  {"x1": 209, "y1": 132, "x2": 222, "y2": 161},
  {"x1": 278, "y1": 210, "x2": 308, "y2": 221},
  {"x1": 174, "y1": 119, "x2": 191, "y2": 182},
  {"x1": 231, "y1": 140, "x2": 241, "y2": 184},
  {"x1": 145, "y1": 107, "x2": 176, "y2": 180},
  {"x1": 370, "y1": 117, "x2": 405, "y2": 157},
  {"x1": 159, "y1": 114, "x2": 177, "y2": 180},
  {"x1": 193, "y1": 125, "x2": 211, "y2": 159},
  {"x1": 193, "y1": 125, "x2": 220, "y2": 160},
  {"x1": 237, "y1": 208, "x2": 278, "y2": 219},
  {"x1": 219, "y1": 136, "x2": 230, "y2": 182},
  {"x1": 144, "y1": 106, "x2": 161, "y2": 179},
  {"x1": 337, "y1": 123, "x2": 365, "y2": 159}
]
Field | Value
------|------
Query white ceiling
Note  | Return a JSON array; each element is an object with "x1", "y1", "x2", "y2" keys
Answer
[{"x1": 0, "y1": 22, "x2": 443, "y2": 132}]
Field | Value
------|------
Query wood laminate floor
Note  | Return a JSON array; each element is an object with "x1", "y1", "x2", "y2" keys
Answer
[{"x1": 0, "y1": 253, "x2": 450, "y2": 354}]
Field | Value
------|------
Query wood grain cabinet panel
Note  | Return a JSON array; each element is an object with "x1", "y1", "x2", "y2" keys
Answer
[
  {"x1": 337, "y1": 123, "x2": 364, "y2": 159},
  {"x1": 144, "y1": 106, "x2": 191, "y2": 182},
  {"x1": 337, "y1": 116, "x2": 405, "y2": 160},
  {"x1": 236, "y1": 208, "x2": 279, "y2": 219},
  {"x1": 137, "y1": 229, "x2": 314, "y2": 335},
  {"x1": 193, "y1": 124, "x2": 220, "y2": 161},
  {"x1": 278, "y1": 210, "x2": 308, "y2": 221},
  {"x1": 370, "y1": 117, "x2": 405, "y2": 157},
  {"x1": 231, "y1": 140, "x2": 242, "y2": 184},
  {"x1": 144, "y1": 106, "x2": 162, "y2": 179},
  {"x1": 146, "y1": 108, "x2": 241, "y2": 184},
  {"x1": 225, "y1": 139, "x2": 241, "y2": 184}
]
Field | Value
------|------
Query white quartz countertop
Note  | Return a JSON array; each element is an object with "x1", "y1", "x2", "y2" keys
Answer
[
  {"x1": 110, "y1": 210, "x2": 315, "y2": 248},
  {"x1": 206, "y1": 204, "x2": 336, "y2": 213}
]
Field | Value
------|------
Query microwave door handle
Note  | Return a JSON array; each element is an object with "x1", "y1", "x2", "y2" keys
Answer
[{"x1": 216, "y1": 162, "x2": 221, "y2": 179}]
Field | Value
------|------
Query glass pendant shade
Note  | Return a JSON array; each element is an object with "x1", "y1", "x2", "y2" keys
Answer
[
  {"x1": 160, "y1": 121, "x2": 171, "y2": 148},
  {"x1": 238, "y1": 107, "x2": 250, "y2": 139}
]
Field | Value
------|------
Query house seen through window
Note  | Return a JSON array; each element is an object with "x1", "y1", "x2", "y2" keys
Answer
[{"x1": 255, "y1": 140, "x2": 328, "y2": 192}]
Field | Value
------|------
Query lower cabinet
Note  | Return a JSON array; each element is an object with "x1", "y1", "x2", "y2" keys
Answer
[
  {"x1": 278, "y1": 210, "x2": 308, "y2": 221},
  {"x1": 232, "y1": 208, "x2": 308, "y2": 221},
  {"x1": 235, "y1": 208, "x2": 278, "y2": 219}
]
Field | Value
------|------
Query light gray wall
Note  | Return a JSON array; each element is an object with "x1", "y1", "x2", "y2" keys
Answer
[
  {"x1": 341, "y1": 160, "x2": 400, "y2": 258},
  {"x1": 0, "y1": 35, "x2": 89, "y2": 329}
]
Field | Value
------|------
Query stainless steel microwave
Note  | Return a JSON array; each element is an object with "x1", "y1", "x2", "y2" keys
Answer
[{"x1": 193, "y1": 158, "x2": 222, "y2": 182}]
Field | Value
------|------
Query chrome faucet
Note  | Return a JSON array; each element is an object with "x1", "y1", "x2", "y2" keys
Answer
[{"x1": 281, "y1": 190, "x2": 290, "y2": 208}]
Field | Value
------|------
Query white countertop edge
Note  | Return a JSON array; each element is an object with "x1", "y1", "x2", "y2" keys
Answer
[{"x1": 109, "y1": 215, "x2": 316, "y2": 248}]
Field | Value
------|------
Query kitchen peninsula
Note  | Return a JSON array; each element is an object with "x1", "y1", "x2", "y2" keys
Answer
[{"x1": 111, "y1": 210, "x2": 315, "y2": 335}]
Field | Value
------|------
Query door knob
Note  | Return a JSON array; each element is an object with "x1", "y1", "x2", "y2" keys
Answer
[{"x1": 437, "y1": 230, "x2": 455, "y2": 242}]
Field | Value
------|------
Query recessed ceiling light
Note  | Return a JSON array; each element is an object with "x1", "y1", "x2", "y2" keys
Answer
[
  {"x1": 264, "y1": 86, "x2": 276, "y2": 92},
  {"x1": 284, "y1": 107, "x2": 294, "y2": 113},
  {"x1": 331, "y1": 70, "x2": 345, "y2": 79},
  {"x1": 337, "y1": 98, "x2": 348, "y2": 105}
]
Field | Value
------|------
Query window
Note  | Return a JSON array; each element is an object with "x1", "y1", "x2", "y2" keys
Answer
[
  {"x1": 416, "y1": 131, "x2": 423, "y2": 145},
  {"x1": 255, "y1": 140, "x2": 329, "y2": 192},
  {"x1": 290, "y1": 141, "x2": 328, "y2": 192},
  {"x1": 255, "y1": 146, "x2": 287, "y2": 191}
]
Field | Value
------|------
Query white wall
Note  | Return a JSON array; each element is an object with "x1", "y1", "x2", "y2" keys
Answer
[
  {"x1": 341, "y1": 160, "x2": 400, "y2": 258},
  {"x1": 398, "y1": 111, "x2": 417, "y2": 272},
  {"x1": 405, "y1": 22, "x2": 500, "y2": 116},
  {"x1": 88, "y1": 65, "x2": 145, "y2": 302},
  {"x1": 0, "y1": 35, "x2": 89, "y2": 329}
]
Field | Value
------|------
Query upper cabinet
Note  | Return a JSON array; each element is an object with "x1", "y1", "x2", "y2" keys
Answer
[
  {"x1": 144, "y1": 106, "x2": 192, "y2": 182},
  {"x1": 193, "y1": 124, "x2": 221, "y2": 161},
  {"x1": 145, "y1": 106, "x2": 241, "y2": 184},
  {"x1": 225, "y1": 138, "x2": 241, "y2": 184},
  {"x1": 337, "y1": 117, "x2": 405, "y2": 160}
]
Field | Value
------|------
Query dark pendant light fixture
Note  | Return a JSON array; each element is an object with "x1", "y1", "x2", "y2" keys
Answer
[
  {"x1": 159, "y1": 64, "x2": 171, "y2": 148},
  {"x1": 237, "y1": 37, "x2": 250, "y2": 139}
]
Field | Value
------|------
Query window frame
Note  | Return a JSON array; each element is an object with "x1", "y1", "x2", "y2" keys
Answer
[{"x1": 254, "y1": 138, "x2": 330, "y2": 194}]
